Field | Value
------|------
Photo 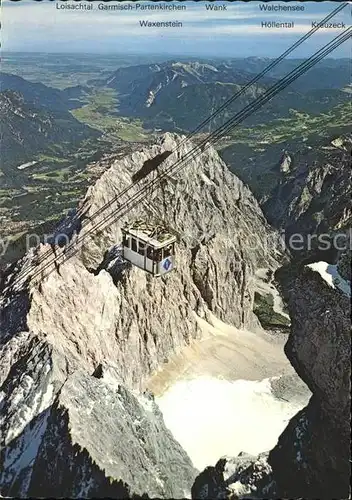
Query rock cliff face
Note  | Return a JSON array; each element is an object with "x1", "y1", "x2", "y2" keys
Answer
[
  {"x1": 268, "y1": 267, "x2": 351, "y2": 499},
  {"x1": 0, "y1": 89, "x2": 98, "y2": 169},
  {"x1": 191, "y1": 266, "x2": 351, "y2": 499},
  {"x1": 0, "y1": 72, "x2": 75, "y2": 112},
  {"x1": 27, "y1": 368, "x2": 196, "y2": 499},
  {"x1": 0, "y1": 133, "x2": 282, "y2": 497},
  {"x1": 263, "y1": 134, "x2": 352, "y2": 240}
]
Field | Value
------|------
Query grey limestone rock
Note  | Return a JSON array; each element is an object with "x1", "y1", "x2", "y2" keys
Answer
[
  {"x1": 28, "y1": 370, "x2": 196, "y2": 499},
  {"x1": 0, "y1": 133, "x2": 283, "y2": 497},
  {"x1": 192, "y1": 267, "x2": 351, "y2": 499}
]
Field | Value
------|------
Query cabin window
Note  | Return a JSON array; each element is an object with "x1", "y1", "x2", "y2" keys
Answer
[
  {"x1": 146, "y1": 246, "x2": 154, "y2": 260},
  {"x1": 154, "y1": 249, "x2": 162, "y2": 262},
  {"x1": 163, "y1": 244, "x2": 173, "y2": 259},
  {"x1": 122, "y1": 234, "x2": 130, "y2": 248},
  {"x1": 131, "y1": 238, "x2": 137, "y2": 252},
  {"x1": 138, "y1": 241, "x2": 146, "y2": 256}
]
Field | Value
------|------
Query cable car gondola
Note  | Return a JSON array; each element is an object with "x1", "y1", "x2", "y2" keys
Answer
[{"x1": 122, "y1": 220, "x2": 176, "y2": 277}]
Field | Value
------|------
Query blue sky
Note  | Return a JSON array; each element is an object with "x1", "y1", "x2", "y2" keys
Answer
[{"x1": 1, "y1": 0, "x2": 351, "y2": 57}]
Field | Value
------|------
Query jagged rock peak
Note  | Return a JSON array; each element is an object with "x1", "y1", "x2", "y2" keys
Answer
[
  {"x1": 79, "y1": 132, "x2": 283, "y2": 268},
  {"x1": 0, "y1": 132, "x2": 283, "y2": 497},
  {"x1": 268, "y1": 267, "x2": 351, "y2": 499},
  {"x1": 191, "y1": 267, "x2": 351, "y2": 499},
  {"x1": 27, "y1": 369, "x2": 197, "y2": 499},
  {"x1": 279, "y1": 151, "x2": 292, "y2": 174},
  {"x1": 264, "y1": 133, "x2": 352, "y2": 238}
]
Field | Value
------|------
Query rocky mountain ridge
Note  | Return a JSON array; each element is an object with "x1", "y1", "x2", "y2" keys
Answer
[
  {"x1": 97, "y1": 60, "x2": 349, "y2": 132},
  {"x1": 192, "y1": 265, "x2": 351, "y2": 499},
  {"x1": 0, "y1": 133, "x2": 284, "y2": 497},
  {"x1": 103, "y1": 61, "x2": 268, "y2": 97},
  {"x1": 264, "y1": 133, "x2": 352, "y2": 242},
  {"x1": 0, "y1": 90, "x2": 98, "y2": 171},
  {"x1": 221, "y1": 57, "x2": 351, "y2": 91},
  {"x1": 269, "y1": 266, "x2": 351, "y2": 499},
  {"x1": 191, "y1": 132, "x2": 352, "y2": 498},
  {"x1": 0, "y1": 72, "x2": 83, "y2": 112}
]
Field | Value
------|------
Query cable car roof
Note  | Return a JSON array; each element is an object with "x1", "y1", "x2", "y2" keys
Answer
[{"x1": 122, "y1": 220, "x2": 176, "y2": 249}]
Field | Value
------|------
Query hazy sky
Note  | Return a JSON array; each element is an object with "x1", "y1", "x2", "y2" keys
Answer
[{"x1": 1, "y1": 0, "x2": 350, "y2": 57}]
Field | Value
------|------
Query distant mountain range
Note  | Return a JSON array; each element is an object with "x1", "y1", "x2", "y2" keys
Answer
[
  {"x1": 0, "y1": 72, "x2": 88, "y2": 112},
  {"x1": 1, "y1": 58, "x2": 350, "y2": 178},
  {"x1": 210, "y1": 57, "x2": 351, "y2": 90},
  {"x1": 0, "y1": 89, "x2": 98, "y2": 173},
  {"x1": 2, "y1": 58, "x2": 349, "y2": 140},
  {"x1": 94, "y1": 60, "x2": 351, "y2": 131}
]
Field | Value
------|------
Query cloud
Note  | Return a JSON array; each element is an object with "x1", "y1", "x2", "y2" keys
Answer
[{"x1": 1, "y1": 0, "x2": 350, "y2": 54}]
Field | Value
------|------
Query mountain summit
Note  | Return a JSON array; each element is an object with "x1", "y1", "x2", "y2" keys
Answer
[{"x1": 0, "y1": 133, "x2": 284, "y2": 497}]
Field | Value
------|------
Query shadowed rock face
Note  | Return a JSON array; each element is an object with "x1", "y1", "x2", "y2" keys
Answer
[
  {"x1": 27, "y1": 370, "x2": 196, "y2": 499},
  {"x1": 268, "y1": 268, "x2": 351, "y2": 499},
  {"x1": 337, "y1": 249, "x2": 352, "y2": 282},
  {"x1": 191, "y1": 453, "x2": 276, "y2": 500},
  {"x1": 263, "y1": 134, "x2": 352, "y2": 243},
  {"x1": 191, "y1": 267, "x2": 351, "y2": 499},
  {"x1": 0, "y1": 89, "x2": 98, "y2": 168},
  {"x1": 0, "y1": 133, "x2": 282, "y2": 497}
]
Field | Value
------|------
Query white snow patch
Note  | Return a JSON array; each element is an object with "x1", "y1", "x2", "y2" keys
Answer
[
  {"x1": 17, "y1": 161, "x2": 38, "y2": 170},
  {"x1": 201, "y1": 173, "x2": 216, "y2": 186},
  {"x1": 254, "y1": 269, "x2": 290, "y2": 321},
  {"x1": 156, "y1": 377, "x2": 301, "y2": 471},
  {"x1": 155, "y1": 476, "x2": 165, "y2": 488},
  {"x1": 39, "y1": 383, "x2": 54, "y2": 414},
  {"x1": 138, "y1": 395, "x2": 155, "y2": 414},
  {"x1": 102, "y1": 369, "x2": 121, "y2": 391},
  {"x1": 228, "y1": 481, "x2": 253, "y2": 497},
  {"x1": 2, "y1": 409, "x2": 50, "y2": 495},
  {"x1": 77, "y1": 477, "x2": 96, "y2": 498},
  {"x1": 10, "y1": 375, "x2": 34, "y2": 407},
  {"x1": 2, "y1": 364, "x2": 54, "y2": 444},
  {"x1": 307, "y1": 261, "x2": 351, "y2": 297}
]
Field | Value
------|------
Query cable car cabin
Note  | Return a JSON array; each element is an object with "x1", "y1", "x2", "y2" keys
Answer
[{"x1": 122, "y1": 221, "x2": 176, "y2": 277}]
